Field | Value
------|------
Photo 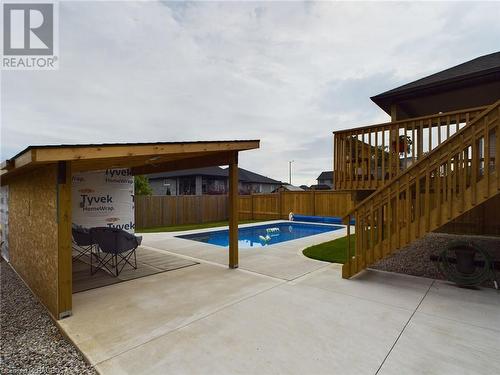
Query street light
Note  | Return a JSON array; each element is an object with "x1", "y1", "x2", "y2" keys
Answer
[{"x1": 289, "y1": 160, "x2": 294, "y2": 185}]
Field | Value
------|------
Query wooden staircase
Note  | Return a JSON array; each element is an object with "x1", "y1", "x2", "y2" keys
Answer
[{"x1": 342, "y1": 100, "x2": 500, "y2": 278}]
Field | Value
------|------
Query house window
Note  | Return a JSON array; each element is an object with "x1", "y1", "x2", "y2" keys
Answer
[
  {"x1": 202, "y1": 177, "x2": 227, "y2": 194},
  {"x1": 179, "y1": 177, "x2": 196, "y2": 195},
  {"x1": 163, "y1": 179, "x2": 169, "y2": 186}
]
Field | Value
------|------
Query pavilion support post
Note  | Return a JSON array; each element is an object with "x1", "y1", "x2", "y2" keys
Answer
[
  {"x1": 57, "y1": 161, "x2": 72, "y2": 319},
  {"x1": 228, "y1": 152, "x2": 239, "y2": 269}
]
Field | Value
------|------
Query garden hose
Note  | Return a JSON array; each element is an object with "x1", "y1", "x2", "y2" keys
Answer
[{"x1": 436, "y1": 240, "x2": 498, "y2": 289}]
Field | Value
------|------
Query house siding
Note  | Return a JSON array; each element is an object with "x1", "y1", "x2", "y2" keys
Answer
[
  {"x1": 150, "y1": 177, "x2": 279, "y2": 196},
  {"x1": 149, "y1": 178, "x2": 177, "y2": 195}
]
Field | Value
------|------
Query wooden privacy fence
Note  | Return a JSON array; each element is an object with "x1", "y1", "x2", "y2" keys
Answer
[
  {"x1": 135, "y1": 191, "x2": 354, "y2": 228},
  {"x1": 239, "y1": 191, "x2": 354, "y2": 220},
  {"x1": 135, "y1": 195, "x2": 228, "y2": 228}
]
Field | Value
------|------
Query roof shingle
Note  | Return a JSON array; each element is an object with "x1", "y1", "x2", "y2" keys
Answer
[{"x1": 371, "y1": 51, "x2": 500, "y2": 112}]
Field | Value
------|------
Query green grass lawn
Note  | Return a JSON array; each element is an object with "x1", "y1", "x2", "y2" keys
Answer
[
  {"x1": 302, "y1": 234, "x2": 356, "y2": 264},
  {"x1": 136, "y1": 220, "x2": 264, "y2": 233}
]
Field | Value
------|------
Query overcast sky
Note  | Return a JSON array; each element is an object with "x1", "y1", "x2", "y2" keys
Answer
[{"x1": 1, "y1": 1, "x2": 499, "y2": 185}]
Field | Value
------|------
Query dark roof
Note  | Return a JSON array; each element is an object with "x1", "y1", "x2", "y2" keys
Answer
[
  {"x1": 317, "y1": 171, "x2": 333, "y2": 181},
  {"x1": 276, "y1": 184, "x2": 304, "y2": 192},
  {"x1": 371, "y1": 52, "x2": 500, "y2": 113},
  {"x1": 148, "y1": 166, "x2": 227, "y2": 179},
  {"x1": 148, "y1": 166, "x2": 281, "y2": 184},
  {"x1": 310, "y1": 184, "x2": 332, "y2": 190},
  {"x1": 237, "y1": 168, "x2": 281, "y2": 184}
]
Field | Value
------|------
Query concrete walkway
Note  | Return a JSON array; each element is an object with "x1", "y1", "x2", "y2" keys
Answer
[{"x1": 59, "y1": 225, "x2": 500, "y2": 375}]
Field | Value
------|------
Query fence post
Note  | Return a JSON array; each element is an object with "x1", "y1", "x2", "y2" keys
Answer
[
  {"x1": 251, "y1": 193, "x2": 254, "y2": 220},
  {"x1": 312, "y1": 190, "x2": 316, "y2": 216},
  {"x1": 278, "y1": 191, "x2": 283, "y2": 219}
]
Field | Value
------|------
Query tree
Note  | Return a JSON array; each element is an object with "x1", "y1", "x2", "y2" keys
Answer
[{"x1": 134, "y1": 175, "x2": 153, "y2": 195}]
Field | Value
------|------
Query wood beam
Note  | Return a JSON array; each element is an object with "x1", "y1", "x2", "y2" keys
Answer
[
  {"x1": 14, "y1": 149, "x2": 35, "y2": 169},
  {"x1": 34, "y1": 141, "x2": 259, "y2": 163},
  {"x1": 130, "y1": 151, "x2": 235, "y2": 175},
  {"x1": 0, "y1": 159, "x2": 15, "y2": 171},
  {"x1": 228, "y1": 152, "x2": 239, "y2": 269},
  {"x1": 57, "y1": 161, "x2": 72, "y2": 319},
  {"x1": 71, "y1": 152, "x2": 208, "y2": 173}
]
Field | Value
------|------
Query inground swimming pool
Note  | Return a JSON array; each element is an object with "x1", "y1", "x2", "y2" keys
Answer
[{"x1": 176, "y1": 222, "x2": 343, "y2": 248}]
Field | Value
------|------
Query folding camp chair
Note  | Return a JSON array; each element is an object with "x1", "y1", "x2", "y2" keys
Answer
[
  {"x1": 72, "y1": 225, "x2": 96, "y2": 268},
  {"x1": 90, "y1": 227, "x2": 141, "y2": 277}
]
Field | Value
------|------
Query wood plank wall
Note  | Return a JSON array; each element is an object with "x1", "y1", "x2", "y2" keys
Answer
[{"x1": 135, "y1": 191, "x2": 354, "y2": 228}]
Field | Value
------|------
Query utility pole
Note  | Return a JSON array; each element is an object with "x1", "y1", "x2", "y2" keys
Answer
[{"x1": 289, "y1": 160, "x2": 294, "y2": 185}]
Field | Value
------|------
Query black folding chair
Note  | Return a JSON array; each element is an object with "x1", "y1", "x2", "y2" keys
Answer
[
  {"x1": 90, "y1": 227, "x2": 142, "y2": 277},
  {"x1": 72, "y1": 225, "x2": 96, "y2": 269}
]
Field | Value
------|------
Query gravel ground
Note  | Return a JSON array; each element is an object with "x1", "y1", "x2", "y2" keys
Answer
[
  {"x1": 0, "y1": 260, "x2": 97, "y2": 375},
  {"x1": 371, "y1": 233, "x2": 500, "y2": 288}
]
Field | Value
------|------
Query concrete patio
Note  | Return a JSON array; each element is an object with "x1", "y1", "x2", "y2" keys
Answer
[{"x1": 58, "y1": 225, "x2": 500, "y2": 375}]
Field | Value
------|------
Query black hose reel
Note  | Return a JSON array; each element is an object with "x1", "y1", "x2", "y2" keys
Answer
[{"x1": 433, "y1": 240, "x2": 499, "y2": 289}]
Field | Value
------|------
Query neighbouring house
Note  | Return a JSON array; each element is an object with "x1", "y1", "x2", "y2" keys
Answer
[
  {"x1": 333, "y1": 51, "x2": 500, "y2": 279},
  {"x1": 316, "y1": 171, "x2": 333, "y2": 188},
  {"x1": 147, "y1": 166, "x2": 281, "y2": 196},
  {"x1": 147, "y1": 167, "x2": 227, "y2": 196},
  {"x1": 273, "y1": 184, "x2": 305, "y2": 192},
  {"x1": 237, "y1": 167, "x2": 282, "y2": 195}
]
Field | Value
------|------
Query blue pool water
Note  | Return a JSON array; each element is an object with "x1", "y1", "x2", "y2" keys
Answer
[{"x1": 176, "y1": 222, "x2": 343, "y2": 248}]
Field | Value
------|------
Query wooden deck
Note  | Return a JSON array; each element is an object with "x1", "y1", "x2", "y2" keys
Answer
[
  {"x1": 333, "y1": 106, "x2": 487, "y2": 191},
  {"x1": 73, "y1": 247, "x2": 198, "y2": 293}
]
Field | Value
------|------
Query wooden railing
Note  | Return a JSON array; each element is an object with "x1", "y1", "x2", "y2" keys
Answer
[
  {"x1": 342, "y1": 101, "x2": 500, "y2": 278},
  {"x1": 333, "y1": 106, "x2": 488, "y2": 191}
]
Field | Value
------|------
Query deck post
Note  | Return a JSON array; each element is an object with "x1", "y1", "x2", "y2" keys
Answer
[
  {"x1": 228, "y1": 152, "x2": 239, "y2": 268},
  {"x1": 342, "y1": 215, "x2": 352, "y2": 279}
]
